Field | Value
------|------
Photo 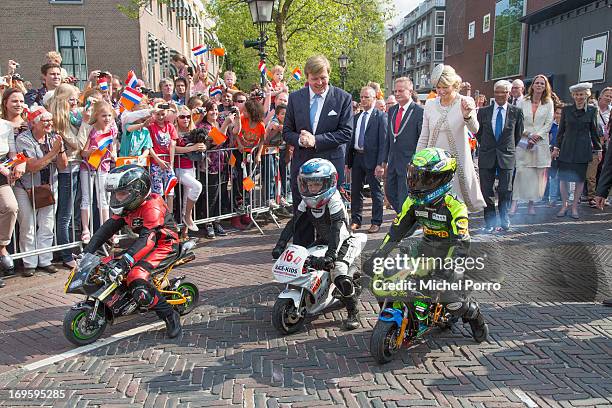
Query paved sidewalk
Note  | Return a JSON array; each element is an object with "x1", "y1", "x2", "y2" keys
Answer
[{"x1": 0, "y1": 203, "x2": 611, "y2": 407}]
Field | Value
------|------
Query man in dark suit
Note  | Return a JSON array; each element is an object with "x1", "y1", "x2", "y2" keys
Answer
[
  {"x1": 475, "y1": 80, "x2": 524, "y2": 232},
  {"x1": 383, "y1": 77, "x2": 424, "y2": 213},
  {"x1": 346, "y1": 86, "x2": 387, "y2": 233},
  {"x1": 282, "y1": 55, "x2": 353, "y2": 245}
]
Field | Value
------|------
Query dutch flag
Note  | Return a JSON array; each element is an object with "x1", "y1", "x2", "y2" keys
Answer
[
  {"x1": 98, "y1": 77, "x2": 109, "y2": 91},
  {"x1": 119, "y1": 86, "x2": 143, "y2": 112},
  {"x1": 125, "y1": 70, "x2": 138, "y2": 89},
  {"x1": 96, "y1": 131, "x2": 113, "y2": 151},
  {"x1": 292, "y1": 67, "x2": 302, "y2": 81},
  {"x1": 209, "y1": 86, "x2": 222, "y2": 97},
  {"x1": 192, "y1": 44, "x2": 208, "y2": 57},
  {"x1": 258, "y1": 60, "x2": 267, "y2": 75}
]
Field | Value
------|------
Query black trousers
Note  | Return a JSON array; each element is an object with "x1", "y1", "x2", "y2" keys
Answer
[
  {"x1": 350, "y1": 153, "x2": 383, "y2": 226},
  {"x1": 479, "y1": 157, "x2": 513, "y2": 228}
]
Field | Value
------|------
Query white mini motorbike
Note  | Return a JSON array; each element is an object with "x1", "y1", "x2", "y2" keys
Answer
[{"x1": 271, "y1": 233, "x2": 368, "y2": 334}]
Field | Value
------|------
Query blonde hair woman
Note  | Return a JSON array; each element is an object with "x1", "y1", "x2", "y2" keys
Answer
[
  {"x1": 49, "y1": 84, "x2": 85, "y2": 267},
  {"x1": 509, "y1": 74, "x2": 554, "y2": 216},
  {"x1": 416, "y1": 64, "x2": 485, "y2": 212}
]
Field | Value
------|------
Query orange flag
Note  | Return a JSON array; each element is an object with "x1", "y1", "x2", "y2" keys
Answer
[
  {"x1": 228, "y1": 154, "x2": 236, "y2": 167},
  {"x1": 211, "y1": 48, "x2": 225, "y2": 57},
  {"x1": 266, "y1": 70, "x2": 274, "y2": 80},
  {"x1": 243, "y1": 177, "x2": 255, "y2": 191},
  {"x1": 209, "y1": 127, "x2": 227, "y2": 145},
  {"x1": 87, "y1": 148, "x2": 107, "y2": 169}
]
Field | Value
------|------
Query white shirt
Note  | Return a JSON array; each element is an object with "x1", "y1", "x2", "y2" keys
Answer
[
  {"x1": 309, "y1": 86, "x2": 329, "y2": 134},
  {"x1": 491, "y1": 102, "x2": 508, "y2": 134},
  {"x1": 354, "y1": 107, "x2": 375, "y2": 150}
]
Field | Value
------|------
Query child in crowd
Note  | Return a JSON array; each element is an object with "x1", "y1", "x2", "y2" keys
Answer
[
  {"x1": 148, "y1": 100, "x2": 178, "y2": 212},
  {"x1": 80, "y1": 100, "x2": 117, "y2": 244},
  {"x1": 223, "y1": 71, "x2": 239, "y2": 95},
  {"x1": 269, "y1": 65, "x2": 289, "y2": 107},
  {"x1": 119, "y1": 101, "x2": 153, "y2": 164},
  {"x1": 260, "y1": 104, "x2": 288, "y2": 208}
]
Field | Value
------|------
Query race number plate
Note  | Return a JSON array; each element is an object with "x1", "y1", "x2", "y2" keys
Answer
[{"x1": 273, "y1": 245, "x2": 309, "y2": 283}]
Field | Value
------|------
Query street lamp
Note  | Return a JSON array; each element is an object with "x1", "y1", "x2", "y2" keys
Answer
[
  {"x1": 338, "y1": 53, "x2": 349, "y2": 90},
  {"x1": 246, "y1": 0, "x2": 275, "y2": 87}
]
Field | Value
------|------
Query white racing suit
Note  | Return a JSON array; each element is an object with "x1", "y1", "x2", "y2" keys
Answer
[{"x1": 273, "y1": 191, "x2": 361, "y2": 325}]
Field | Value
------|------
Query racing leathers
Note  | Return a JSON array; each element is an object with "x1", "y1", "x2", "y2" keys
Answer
[
  {"x1": 83, "y1": 194, "x2": 181, "y2": 337},
  {"x1": 367, "y1": 193, "x2": 488, "y2": 342},
  {"x1": 273, "y1": 191, "x2": 361, "y2": 329}
]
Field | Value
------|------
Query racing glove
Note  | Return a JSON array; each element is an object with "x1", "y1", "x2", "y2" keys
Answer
[
  {"x1": 310, "y1": 256, "x2": 335, "y2": 271},
  {"x1": 106, "y1": 258, "x2": 130, "y2": 284},
  {"x1": 272, "y1": 241, "x2": 287, "y2": 260}
]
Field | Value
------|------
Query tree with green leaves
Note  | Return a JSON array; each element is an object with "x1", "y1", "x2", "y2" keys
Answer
[{"x1": 207, "y1": 0, "x2": 391, "y2": 95}]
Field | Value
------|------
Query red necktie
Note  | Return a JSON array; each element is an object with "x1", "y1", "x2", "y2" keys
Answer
[{"x1": 394, "y1": 106, "x2": 404, "y2": 134}]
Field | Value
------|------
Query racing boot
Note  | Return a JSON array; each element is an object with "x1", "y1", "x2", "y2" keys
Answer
[
  {"x1": 162, "y1": 310, "x2": 182, "y2": 338},
  {"x1": 446, "y1": 300, "x2": 489, "y2": 343},
  {"x1": 342, "y1": 296, "x2": 360, "y2": 331}
]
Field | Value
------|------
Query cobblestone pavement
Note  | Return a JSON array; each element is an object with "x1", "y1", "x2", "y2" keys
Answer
[{"x1": 0, "y1": 203, "x2": 611, "y2": 407}]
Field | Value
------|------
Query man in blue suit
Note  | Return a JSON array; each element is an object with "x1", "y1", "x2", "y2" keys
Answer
[
  {"x1": 383, "y1": 77, "x2": 424, "y2": 213},
  {"x1": 346, "y1": 86, "x2": 387, "y2": 233},
  {"x1": 282, "y1": 55, "x2": 354, "y2": 246}
]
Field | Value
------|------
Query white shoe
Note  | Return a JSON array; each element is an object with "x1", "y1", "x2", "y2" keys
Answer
[
  {"x1": 185, "y1": 219, "x2": 199, "y2": 232},
  {"x1": 269, "y1": 199, "x2": 280, "y2": 209}
]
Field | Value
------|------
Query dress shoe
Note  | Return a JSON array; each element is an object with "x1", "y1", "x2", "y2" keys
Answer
[
  {"x1": 367, "y1": 225, "x2": 380, "y2": 234},
  {"x1": 350, "y1": 223, "x2": 361, "y2": 232},
  {"x1": 213, "y1": 222, "x2": 227, "y2": 236},
  {"x1": 0, "y1": 255, "x2": 15, "y2": 275},
  {"x1": 22, "y1": 268, "x2": 35, "y2": 277},
  {"x1": 39, "y1": 264, "x2": 59, "y2": 274}
]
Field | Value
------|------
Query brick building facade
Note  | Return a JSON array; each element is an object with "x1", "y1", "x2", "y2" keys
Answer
[{"x1": 0, "y1": 0, "x2": 218, "y2": 90}]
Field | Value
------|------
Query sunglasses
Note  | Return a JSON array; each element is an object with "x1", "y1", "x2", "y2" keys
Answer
[
  {"x1": 235, "y1": 100, "x2": 247, "y2": 104},
  {"x1": 178, "y1": 115, "x2": 191, "y2": 119}
]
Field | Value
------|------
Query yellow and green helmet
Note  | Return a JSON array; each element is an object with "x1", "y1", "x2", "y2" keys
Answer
[{"x1": 408, "y1": 147, "x2": 457, "y2": 203}]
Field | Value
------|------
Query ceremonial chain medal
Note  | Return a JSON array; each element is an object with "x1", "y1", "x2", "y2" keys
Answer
[{"x1": 392, "y1": 106, "x2": 414, "y2": 141}]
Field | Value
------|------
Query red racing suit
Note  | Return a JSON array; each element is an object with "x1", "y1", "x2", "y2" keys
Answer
[{"x1": 83, "y1": 194, "x2": 179, "y2": 314}]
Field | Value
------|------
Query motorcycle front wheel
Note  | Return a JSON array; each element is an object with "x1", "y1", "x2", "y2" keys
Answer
[
  {"x1": 370, "y1": 320, "x2": 401, "y2": 364},
  {"x1": 63, "y1": 305, "x2": 107, "y2": 346},
  {"x1": 272, "y1": 298, "x2": 305, "y2": 335}
]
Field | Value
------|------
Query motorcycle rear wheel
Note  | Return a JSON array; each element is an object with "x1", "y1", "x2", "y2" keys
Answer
[
  {"x1": 171, "y1": 281, "x2": 200, "y2": 316},
  {"x1": 63, "y1": 305, "x2": 107, "y2": 346},
  {"x1": 272, "y1": 298, "x2": 305, "y2": 335},
  {"x1": 370, "y1": 320, "x2": 401, "y2": 364}
]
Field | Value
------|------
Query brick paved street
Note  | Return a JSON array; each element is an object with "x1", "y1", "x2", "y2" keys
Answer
[{"x1": 0, "y1": 203, "x2": 611, "y2": 407}]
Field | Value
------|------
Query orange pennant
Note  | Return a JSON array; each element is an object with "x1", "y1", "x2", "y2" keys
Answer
[
  {"x1": 266, "y1": 70, "x2": 274, "y2": 80},
  {"x1": 211, "y1": 48, "x2": 225, "y2": 57},
  {"x1": 209, "y1": 127, "x2": 228, "y2": 145},
  {"x1": 228, "y1": 154, "x2": 236, "y2": 167},
  {"x1": 243, "y1": 177, "x2": 255, "y2": 191}
]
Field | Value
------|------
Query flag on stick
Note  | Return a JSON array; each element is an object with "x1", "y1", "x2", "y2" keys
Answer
[
  {"x1": 209, "y1": 127, "x2": 227, "y2": 145},
  {"x1": 98, "y1": 77, "x2": 109, "y2": 91},
  {"x1": 292, "y1": 67, "x2": 302, "y2": 81},
  {"x1": 125, "y1": 70, "x2": 138, "y2": 88},
  {"x1": 119, "y1": 87, "x2": 143, "y2": 112},
  {"x1": 192, "y1": 44, "x2": 208, "y2": 57},
  {"x1": 258, "y1": 60, "x2": 267, "y2": 75},
  {"x1": 95, "y1": 131, "x2": 113, "y2": 151},
  {"x1": 211, "y1": 48, "x2": 225, "y2": 57}
]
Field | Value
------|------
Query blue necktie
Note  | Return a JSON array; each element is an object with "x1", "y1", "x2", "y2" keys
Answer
[
  {"x1": 357, "y1": 111, "x2": 368, "y2": 149},
  {"x1": 495, "y1": 107, "x2": 503, "y2": 141},
  {"x1": 310, "y1": 94, "x2": 321, "y2": 130}
]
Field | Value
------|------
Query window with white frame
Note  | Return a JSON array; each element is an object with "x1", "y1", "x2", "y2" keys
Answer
[
  {"x1": 167, "y1": 7, "x2": 173, "y2": 30},
  {"x1": 55, "y1": 27, "x2": 87, "y2": 88},
  {"x1": 434, "y1": 37, "x2": 444, "y2": 61},
  {"x1": 468, "y1": 21, "x2": 475, "y2": 39},
  {"x1": 435, "y1": 11, "x2": 445, "y2": 35},
  {"x1": 157, "y1": 0, "x2": 164, "y2": 23},
  {"x1": 145, "y1": 0, "x2": 152, "y2": 12}
]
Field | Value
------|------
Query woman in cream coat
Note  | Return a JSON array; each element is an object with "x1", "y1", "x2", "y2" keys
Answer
[
  {"x1": 417, "y1": 64, "x2": 485, "y2": 213},
  {"x1": 509, "y1": 74, "x2": 554, "y2": 215}
]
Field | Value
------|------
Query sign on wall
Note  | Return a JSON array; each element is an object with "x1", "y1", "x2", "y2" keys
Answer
[{"x1": 579, "y1": 32, "x2": 609, "y2": 82}]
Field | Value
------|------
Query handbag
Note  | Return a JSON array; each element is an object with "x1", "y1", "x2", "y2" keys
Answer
[{"x1": 19, "y1": 181, "x2": 55, "y2": 209}]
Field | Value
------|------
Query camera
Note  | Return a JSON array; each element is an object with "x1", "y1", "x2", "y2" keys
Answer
[
  {"x1": 194, "y1": 107, "x2": 207, "y2": 114},
  {"x1": 251, "y1": 89, "x2": 265, "y2": 99},
  {"x1": 157, "y1": 103, "x2": 171, "y2": 110},
  {"x1": 98, "y1": 71, "x2": 110, "y2": 78},
  {"x1": 11, "y1": 73, "x2": 23, "y2": 82},
  {"x1": 139, "y1": 87, "x2": 154, "y2": 97},
  {"x1": 229, "y1": 106, "x2": 239, "y2": 115}
]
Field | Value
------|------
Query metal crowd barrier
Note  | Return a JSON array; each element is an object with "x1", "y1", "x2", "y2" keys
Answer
[{"x1": 8, "y1": 147, "x2": 293, "y2": 261}]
